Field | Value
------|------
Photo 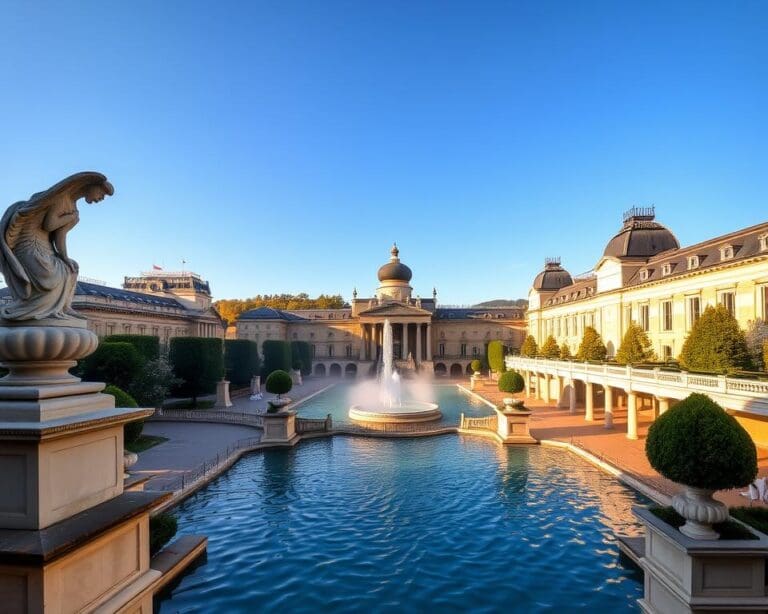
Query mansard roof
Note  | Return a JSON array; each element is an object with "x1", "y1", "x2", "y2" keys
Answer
[
  {"x1": 357, "y1": 302, "x2": 432, "y2": 317},
  {"x1": 0, "y1": 281, "x2": 186, "y2": 309},
  {"x1": 434, "y1": 307, "x2": 524, "y2": 320},
  {"x1": 238, "y1": 306, "x2": 307, "y2": 321}
]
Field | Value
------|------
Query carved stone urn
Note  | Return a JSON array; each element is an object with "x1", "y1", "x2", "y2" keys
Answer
[{"x1": 672, "y1": 486, "x2": 729, "y2": 540}]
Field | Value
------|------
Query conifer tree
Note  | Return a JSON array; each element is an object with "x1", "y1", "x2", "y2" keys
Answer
[
  {"x1": 679, "y1": 305, "x2": 752, "y2": 373},
  {"x1": 560, "y1": 343, "x2": 572, "y2": 359},
  {"x1": 520, "y1": 335, "x2": 538, "y2": 357},
  {"x1": 576, "y1": 326, "x2": 607, "y2": 361},
  {"x1": 615, "y1": 322, "x2": 656, "y2": 365},
  {"x1": 540, "y1": 335, "x2": 560, "y2": 359}
]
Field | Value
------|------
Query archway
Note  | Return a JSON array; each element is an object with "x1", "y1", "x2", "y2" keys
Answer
[
  {"x1": 434, "y1": 363, "x2": 447, "y2": 377},
  {"x1": 450, "y1": 363, "x2": 463, "y2": 378},
  {"x1": 314, "y1": 363, "x2": 326, "y2": 377},
  {"x1": 344, "y1": 363, "x2": 357, "y2": 378},
  {"x1": 465, "y1": 363, "x2": 474, "y2": 375},
  {"x1": 329, "y1": 363, "x2": 342, "y2": 377}
]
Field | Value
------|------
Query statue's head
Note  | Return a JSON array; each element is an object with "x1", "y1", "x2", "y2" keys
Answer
[{"x1": 83, "y1": 180, "x2": 114, "y2": 204}]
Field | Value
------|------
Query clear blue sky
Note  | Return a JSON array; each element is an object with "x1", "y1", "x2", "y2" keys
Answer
[{"x1": 1, "y1": 1, "x2": 766, "y2": 305}]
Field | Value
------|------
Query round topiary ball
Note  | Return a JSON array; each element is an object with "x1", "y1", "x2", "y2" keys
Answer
[
  {"x1": 498, "y1": 370, "x2": 524, "y2": 394},
  {"x1": 265, "y1": 370, "x2": 293, "y2": 397},
  {"x1": 470, "y1": 359, "x2": 482, "y2": 373},
  {"x1": 645, "y1": 393, "x2": 757, "y2": 490}
]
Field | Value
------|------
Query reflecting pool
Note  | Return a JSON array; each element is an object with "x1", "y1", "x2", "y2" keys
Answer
[{"x1": 157, "y1": 436, "x2": 646, "y2": 612}]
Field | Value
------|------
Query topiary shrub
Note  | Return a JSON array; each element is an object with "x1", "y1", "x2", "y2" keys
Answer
[
  {"x1": 290, "y1": 340, "x2": 313, "y2": 376},
  {"x1": 224, "y1": 339, "x2": 260, "y2": 386},
  {"x1": 498, "y1": 370, "x2": 524, "y2": 394},
  {"x1": 576, "y1": 326, "x2": 607, "y2": 361},
  {"x1": 150, "y1": 513, "x2": 178, "y2": 556},
  {"x1": 679, "y1": 305, "x2": 752, "y2": 373},
  {"x1": 615, "y1": 322, "x2": 655, "y2": 365},
  {"x1": 487, "y1": 340, "x2": 506, "y2": 373},
  {"x1": 104, "y1": 385, "x2": 142, "y2": 445},
  {"x1": 169, "y1": 337, "x2": 224, "y2": 406},
  {"x1": 82, "y1": 342, "x2": 143, "y2": 390},
  {"x1": 540, "y1": 335, "x2": 560, "y2": 359},
  {"x1": 520, "y1": 335, "x2": 538, "y2": 357},
  {"x1": 265, "y1": 370, "x2": 293, "y2": 399},
  {"x1": 645, "y1": 393, "x2": 757, "y2": 491},
  {"x1": 470, "y1": 359, "x2": 482, "y2": 373},
  {"x1": 262, "y1": 340, "x2": 292, "y2": 375},
  {"x1": 103, "y1": 334, "x2": 160, "y2": 363}
]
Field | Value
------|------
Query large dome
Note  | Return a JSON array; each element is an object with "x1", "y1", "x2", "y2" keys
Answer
[
  {"x1": 603, "y1": 207, "x2": 679, "y2": 259},
  {"x1": 377, "y1": 244, "x2": 412, "y2": 282},
  {"x1": 533, "y1": 258, "x2": 573, "y2": 291}
]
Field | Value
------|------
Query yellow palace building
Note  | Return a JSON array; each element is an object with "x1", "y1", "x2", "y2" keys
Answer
[{"x1": 527, "y1": 207, "x2": 768, "y2": 361}]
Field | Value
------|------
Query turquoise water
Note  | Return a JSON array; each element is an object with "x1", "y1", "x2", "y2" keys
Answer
[
  {"x1": 157, "y1": 436, "x2": 646, "y2": 612},
  {"x1": 294, "y1": 383, "x2": 495, "y2": 426}
]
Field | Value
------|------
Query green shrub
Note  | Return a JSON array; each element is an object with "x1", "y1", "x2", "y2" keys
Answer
[
  {"x1": 615, "y1": 322, "x2": 656, "y2": 365},
  {"x1": 540, "y1": 336, "x2": 560, "y2": 359},
  {"x1": 262, "y1": 340, "x2": 292, "y2": 375},
  {"x1": 150, "y1": 513, "x2": 178, "y2": 555},
  {"x1": 645, "y1": 393, "x2": 757, "y2": 490},
  {"x1": 487, "y1": 340, "x2": 506, "y2": 373},
  {"x1": 576, "y1": 326, "x2": 607, "y2": 362},
  {"x1": 520, "y1": 335, "x2": 538, "y2": 358},
  {"x1": 290, "y1": 341, "x2": 313, "y2": 376},
  {"x1": 470, "y1": 359, "x2": 482, "y2": 373},
  {"x1": 265, "y1": 370, "x2": 293, "y2": 398},
  {"x1": 103, "y1": 334, "x2": 160, "y2": 363},
  {"x1": 130, "y1": 358, "x2": 181, "y2": 408},
  {"x1": 82, "y1": 342, "x2": 143, "y2": 390},
  {"x1": 498, "y1": 370, "x2": 524, "y2": 394},
  {"x1": 679, "y1": 305, "x2": 752, "y2": 373},
  {"x1": 730, "y1": 506, "x2": 768, "y2": 536},
  {"x1": 649, "y1": 505, "x2": 756, "y2": 540},
  {"x1": 104, "y1": 385, "x2": 143, "y2": 445},
  {"x1": 169, "y1": 337, "x2": 224, "y2": 405},
  {"x1": 224, "y1": 339, "x2": 260, "y2": 386},
  {"x1": 560, "y1": 344, "x2": 572, "y2": 360}
]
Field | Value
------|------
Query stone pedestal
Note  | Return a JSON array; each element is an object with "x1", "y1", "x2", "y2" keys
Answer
[
  {"x1": 470, "y1": 375, "x2": 480, "y2": 390},
  {"x1": 250, "y1": 375, "x2": 261, "y2": 395},
  {"x1": 261, "y1": 410, "x2": 297, "y2": 445},
  {"x1": 495, "y1": 407, "x2": 537, "y2": 444},
  {"x1": 215, "y1": 379, "x2": 232, "y2": 408},
  {"x1": 634, "y1": 506, "x2": 768, "y2": 613},
  {"x1": 291, "y1": 369, "x2": 302, "y2": 386}
]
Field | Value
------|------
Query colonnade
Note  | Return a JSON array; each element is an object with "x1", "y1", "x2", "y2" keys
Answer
[{"x1": 360, "y1": 321, "x2": 432, "y2": 364}]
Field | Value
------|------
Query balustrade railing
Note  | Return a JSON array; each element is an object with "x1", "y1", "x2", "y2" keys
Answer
[
  {"x1": 150, "y1": 409, "x2": 264, "y2": 428},
  {"x1": 296, "y1": 415, "x2": 333, "y2": 433},
  {"x1": 459, "y1": 413, "x2": 498, "y2": 432}
]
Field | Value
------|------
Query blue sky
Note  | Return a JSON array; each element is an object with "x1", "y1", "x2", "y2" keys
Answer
[{"x1": 0, "y1": 1, "x2": 766, "y2": 305}]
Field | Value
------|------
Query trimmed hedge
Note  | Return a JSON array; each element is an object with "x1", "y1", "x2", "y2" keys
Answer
[
  {"x1": 645, "y1": 393, "x2": 757, "y2": 490},
  {"x1": 487, "y1": 340, "x2": 506, "y2": 373},
  {"x1": 615, "y1": 323, "x2": 656, "y2": 365},
  {"x1": 150, "y1": 513, "x2": 178, "y2": 555},
  {"x1": 498, "y1": 370, "x2": 524, "y2": 394},
  {"x1": 224, "y1": 340, "x2": 260, "y2": 386},
  {"x1": 263, "y1": 340, "x2": 292, "y2": 375},
  {"x1": 540, "y1": 336, "x2": 560, "y2": 359},
  {"x1": 265, "y1": 370, "x2": 293, "y2": 397},
  {"x1": 290, "y1": 341, "x2": 313, "y2": 376},
  {"x1": 82, "y1": 342, "x2": 143, "y2": 390},
  {"x1": 470, "y1": 359, "x2": 482, "y2": 373},
  {"x1": 103, "y1": 385, "x2": 142, "y2": 445},
  {"x1": 520, "y1": 335, "x2": 538, "y2": 358},
  {"x1": 169, "y1": 337, "x2": 224, "y2": 404},
  {"x1": 679, "y1": 305, "x2": 752, "y2": 373},
  {"x1": 103, "y1": 334, "x2": 160, "y2": 363},
  {"x1": 576, "y1": 327, "x2": 607, "y2": 361}
]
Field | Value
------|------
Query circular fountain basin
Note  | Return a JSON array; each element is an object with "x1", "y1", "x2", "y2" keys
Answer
[{"x1": 349, "y1": 401, "x2": 441, "y2": 424}]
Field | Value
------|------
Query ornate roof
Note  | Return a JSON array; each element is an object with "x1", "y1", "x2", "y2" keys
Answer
[
  {"x1": 377, "y1": 243, "x2": 412, "y2": 282},
  {"x1": 238, "y1": 307, "x2": 307, "y2": 321},
  {"x1": 532, "y1": 258, "x2": 573, "y2": 291},
  {"x1": 602, "y1": 207, "x2": 679, "y2": 259}
]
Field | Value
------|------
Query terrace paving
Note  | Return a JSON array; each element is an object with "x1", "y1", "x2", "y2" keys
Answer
[{"x1": 470, "y1": 378, "x2": 768, "y2": 508}]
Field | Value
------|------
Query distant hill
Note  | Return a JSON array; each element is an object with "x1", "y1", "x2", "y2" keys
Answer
[{"x1": 473, "y1": 299, "x2": 528, "y2": 308}]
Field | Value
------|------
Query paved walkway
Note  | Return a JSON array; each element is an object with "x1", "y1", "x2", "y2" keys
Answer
[
  {"x1": 223, "y1": 376, "x2": 335, "y2": 415},
  {"x1": 471, "y1": 378, "x2": 768, "y2": 508}
]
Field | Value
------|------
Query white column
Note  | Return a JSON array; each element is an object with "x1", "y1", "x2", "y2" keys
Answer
[
  {"x1": 569, "y1": 378, "x2": 576, "y2": 414},
  {"x1": 627, "y1": 391, "x2": 638, "y2": 440},
  {"x1": 543, "y1": 374, "x2": 550, "y2": 404},
  {"x1": 426, "y1": 323, "x2": 432, "y2": 360},
  {"x1": 657, "y1": 397, "x2": 670, "y2": 415},
  {"x1": 416, "y1": 323, "x2": 422, "y2": 365},
  {"x1": 402, "y1": 323, "x2": 409, "y2": 359},
  {"x1": 604, "y1": 385, "x2": 614, "y2": 429},
  {"x1": 585, "y1": 382, "x2": 594, "y2": 421}
]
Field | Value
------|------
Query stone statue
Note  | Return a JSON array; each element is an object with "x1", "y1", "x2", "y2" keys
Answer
[{"x1": 0, "y1": 172, "x2": 113, "y2": 323}]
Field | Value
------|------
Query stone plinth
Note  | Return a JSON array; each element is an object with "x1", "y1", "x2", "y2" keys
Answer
[
  {"x1": 261, "y1": 410, "x2": 297, "y2": 444},
  {"x1": 495, "y1": 407, "x2": 537, "y2": 444},
  {"x1": 634, "y1": 506, "x2": 768, "y2": 613},
  {"x1": 214, "y1": 380, "x2": 232, "y2": 408}
]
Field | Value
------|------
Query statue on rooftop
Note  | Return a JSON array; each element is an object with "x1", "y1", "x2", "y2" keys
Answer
[{"x1": 0, "y1": 172, "x2": 114, "y2": 322}]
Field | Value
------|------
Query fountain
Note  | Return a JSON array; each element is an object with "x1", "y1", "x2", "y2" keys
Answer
[{"x1": 348, "y1": 319, "x2": 441, "y2": 424}]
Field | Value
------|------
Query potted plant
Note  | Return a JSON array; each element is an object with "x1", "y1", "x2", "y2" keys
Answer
[
  {"x1": 265, "y1": 370, "x2": 293, "y2": 413},
  {"x1": 645, "y1": 393, "x2": 757, "y2": 539},
  {"x1": 470, "y1": 359, "x2": 482, "y2": 376},
  {"x1": 498, "y1": 370, "x2": 525, "y2": 411}
]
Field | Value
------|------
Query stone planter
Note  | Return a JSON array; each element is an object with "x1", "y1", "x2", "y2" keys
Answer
[
  {"x1": 261, "y1": 409, "x2": 297, "y2": 445},
  {"x1": 634, "y1": 506, "x2": 768, "y2": 613},
  {"x1": 502, "y1": 398, "x2": 525, "y2": 411},
  {"x1": 494, "y1": 406, "x2": 536, "y2": 444},
  {"x1": 672, "y1": 486, "x2": 729, "y2": 541}
]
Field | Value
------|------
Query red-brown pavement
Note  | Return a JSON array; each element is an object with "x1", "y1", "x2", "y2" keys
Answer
[{"x1": 471, "y1": 378, "x2": 768, "y2": 508}]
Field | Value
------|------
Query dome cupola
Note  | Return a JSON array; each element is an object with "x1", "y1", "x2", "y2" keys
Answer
[
  {"x1": 603, "y1": 207, "x2": 679, "y2": 259},
  {"x1": 377, "y1": 243, "x2": 413, "y2": 282},
  {"x1": 532, "y1": 258, "x2": 573, "y2": 291}
]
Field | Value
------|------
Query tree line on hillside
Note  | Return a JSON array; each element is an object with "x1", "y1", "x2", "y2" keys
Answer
[{"x1": 214, "y1": 293, "x2": 347, "y2": 324}]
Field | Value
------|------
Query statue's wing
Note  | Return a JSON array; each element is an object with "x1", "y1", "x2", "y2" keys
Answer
[{"x1": 0, "y1": 199, "x2": 48, "y2": 299}]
